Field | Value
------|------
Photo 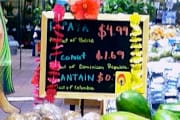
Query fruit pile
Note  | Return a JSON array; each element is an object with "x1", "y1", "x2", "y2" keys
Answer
[
  {"x1": 149, "y1": 25, "x2": 176, "y2": 41},
  {"x1": 101, "y1": 90, "x2": 180, "y2": 120}
]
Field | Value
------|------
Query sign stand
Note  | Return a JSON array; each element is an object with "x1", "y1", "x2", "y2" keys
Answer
[{"x1": 39, "y1": 11, "x2": 149, "y2": 114}]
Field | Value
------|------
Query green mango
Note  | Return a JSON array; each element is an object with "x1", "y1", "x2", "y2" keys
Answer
[
  {"x1": 116, "y1": 90, "x2": 151, "y2": 119},
  {"x1": 158, "y1": 103, "x2": 180, "y2": 118},
  {"x1": 152, "y1": 109, "x2": 179, "y2": 120}
]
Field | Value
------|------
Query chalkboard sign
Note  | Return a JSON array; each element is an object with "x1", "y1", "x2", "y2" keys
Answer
[{"x1": 39, "y1": 12, "x2": 149, "y2": 99}]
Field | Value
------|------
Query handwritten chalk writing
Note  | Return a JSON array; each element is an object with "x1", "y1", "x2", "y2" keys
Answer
[
  {"x1": 49, "y1": 21, "x2": 53, "y2": 32},
  {"x1": 98, "y1": 23, "x2": 129, "y2": 40},
  {"x1": 107, "y1": 63, "x2": 129, "y2": 70},
  {"x1": 58, "y1": 85, "x2": 65, "y2": 90},
  {"x1": 60, "y1": 73, "x2": 95, "y2": 82},
  {"x1": 62, "y1": 38, "x2": 69, "y2": 43},
  {"x1": 61, "y1": 65, "x2": 67, "y2": 69},
  {"x1": 69, "y1": 38, "x2": 76, "y2": 43},
  {"x1": 62, "y1": 37, "x2": 94, "y2": 43},
  {"x1": 79, "y1": 64, "x2": 104, "y2": 70},
  {"x1": 62, "y1": 37, "x2": 77, "y2": 43},
  {"x1": 97, "y1": 72, "x2": 113, "y2": 83},
  {"x1": 78, "y1": 37, "x2": 94, "y2": 43},
  {"x1": 60, "y1": 52, "x2": 86, "y2": 61},
  {"x1": 68, "y1": 85, "x2": 74, "y2": 90},
  {"x1": 57, "y1": 85, "x2": 94, "y2": 91},
  {"x1": 62, "y1": 21, "x2": 89, "y2": 32},
  {"x1": 96, "y1": 50, "x2": 125, "y2": 61},
  {"x1": 69, "y1": 64, "x2": 76, "y2": 69},
  {"x1": 74, "y1": 85, "x2": 94, "y2": 91}
]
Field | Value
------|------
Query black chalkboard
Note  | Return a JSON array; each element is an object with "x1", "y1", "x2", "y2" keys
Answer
[{"x1": 40, "y1": 12, "x2": 149, "y2": 99}]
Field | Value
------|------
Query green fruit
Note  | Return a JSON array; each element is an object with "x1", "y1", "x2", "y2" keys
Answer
[
  {"x1": 158, "y1": 103, "x2": 180, "y2": 118},
  {"x1": 116, "y1": 90, "x2": 151, "y2": 119},
  {"x1": 101, "y1": 111, "x2": 149, "y2": 120},
  {"x1": 152, "y1": 109, "x2": 179, "y2": 120},
  {"x1": 159, "y1": 103, "x2": 180, "y2": 111}
]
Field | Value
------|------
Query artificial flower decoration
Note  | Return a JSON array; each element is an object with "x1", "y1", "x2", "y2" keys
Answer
[
  {"x1": 130, "y1": 43, "x2": 142, "y2": 49},
  {"x1": 130, "y1": 12, "x2": 141, "y2": 25},
  {"x1": 32, "y1": 0, "x2": 65, "y2": 104},
  {"x1": 49, "y1": 60, "x2": 61, "y2": 71},
  {"x1": 129, "y1": 13, "x2": 144, "y2": 93},
  {"x1": 70, "y1": 0, "x2": 100, "y2": 20},
  {"x1": 130, "y1": 63, "x2": 142, "y2": 70},
  {"x1": 32, "y1": 63, "x2": 44, "y2": 104},
  {"x1": 51, "y1": 38, "x2": 63, "y2": 43},
  {"x1": 48, "y1": 77, "x2": 60, "y2": 84},
  {"x1": 130, "y1": 37, "x2": 142, "y2": 42},
  {"x1": 130, "y1": 13, "x2": 142, "y2": 36},
  {"x1": 48, "y1": 71, "x2": 60, "y2": 76},
  {"x1": 45, "y1": 0, "x2": 65, "y2": 103},
  {"x1": 52, "y1": 44, "x2": 63, "y2": 50},
  {"x1": 53, "y1": 2, "x2": 65, "y2": 19},
  {"x1": 130, "y1": 49, "x2": 142, "y2": 56},
  {"x1": 130, "y1": 29, "x2": 142, "y2": 37},
  {"x1": 45, "y1": 86, "x2": 57, "y2": 103},
  {"x1": 130, "y1": 56, "x2": 142, "y2": 64},
  {"x1": 51, "y1": 51, "x2": 63, "y2": 56}
]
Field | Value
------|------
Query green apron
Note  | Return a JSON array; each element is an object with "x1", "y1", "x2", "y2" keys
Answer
[{"x1": 0, "y1": 4, "x2": 14, "y2": 94}]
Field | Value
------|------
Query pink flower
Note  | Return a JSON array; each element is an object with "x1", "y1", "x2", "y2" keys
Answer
[
  {"x1": 53, "y1": 4, "x2": 65, "y2": 21},
  {"x1": 51, "y1": 38, "x2": 63, "y2": 43},
  {"x1": 48, "y1": 77, "x2": 60, "y2": 84},
  {"x1": 50, "y1": 51, "x2": 63, "y2": 56},
  {"x1": 49, "y1": 60, "x2": 61, "y2": 71},
  {"x1": 70, "y1": 0, "x2": 100, "y2": 20},
  {"x1": 48, "y1": 71, "x2": 60, "y2": 76},
  {"x1": 52, "y1": 44, "x2": 63, "y2": 50},
  {"x1": 34, "y1": 58, "x2": 40, "y2": 62},
  {"x1": 45, "y1": 88, "x2": 57, "y2": 103},
  {"x1": 31, "y1": 66, "x2": 40, "y2": 86},
  {"x1": 33, "y1": 88, "x2": 39, "y2": 97}
]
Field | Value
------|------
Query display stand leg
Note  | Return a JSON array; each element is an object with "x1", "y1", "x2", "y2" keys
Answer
[
  {"x1": 80, "y1": 99, "x2": 84, "y2": 116},
  {"x1": 70, "y1": 105, "x2": 75, "y2": 111},
  {"x1": 100, "y1": 100, "x2": 104, "y2": 114}
]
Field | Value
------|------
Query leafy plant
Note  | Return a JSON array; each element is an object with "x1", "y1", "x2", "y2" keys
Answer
[
  {"x1": 32, "y1": 7, "x2": 43, "y2": 26},
  {"x1": 101, "y1": 0, "x2": 156, "y2": 21},
  {"x1": 101, "y1": 0, "x2": 131, "y2": 14},
  {"x1": 32, "y1": 1, "x2": 53, "y2": 26}
]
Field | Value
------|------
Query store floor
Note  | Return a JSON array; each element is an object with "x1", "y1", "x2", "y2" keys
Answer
[{"x1": 0, "y1": 49, "x2": 99, "y2": 119}]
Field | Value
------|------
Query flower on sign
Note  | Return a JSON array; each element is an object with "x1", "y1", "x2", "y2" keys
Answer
[
  {"x1": 48, "y1": 71, "x2": 60, "y2": 76},
  {"x1": 44, "y1": 2, "x2": 65, "y2": 103},
  {"x1": 48, "y1": 77, "x2": 60, "y2": 84},
  {"x1": 130, "y1": 12, "x2": 141, "y2": 25},
  {"x1": 33, "y1": 88, "x2": 40, "y2": 98},
  {"x1": 70, "y1": 0, "x2": 100, "y2": 20},
  {"x1": 130, "y1": 13, "x2": 142, "y2": 36},
  {"x1": 53, "y1": 4, "x2": 65, "y2": 20},
  {"x1": 45, "y1": 87, "x2": 57, "y2": 103},
  {"x1": 49, "y1": 60, "x2": 61, "y2": 71},
  {"x1": 31, "y1": 68, "x2": 40, "y2": 86}
]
